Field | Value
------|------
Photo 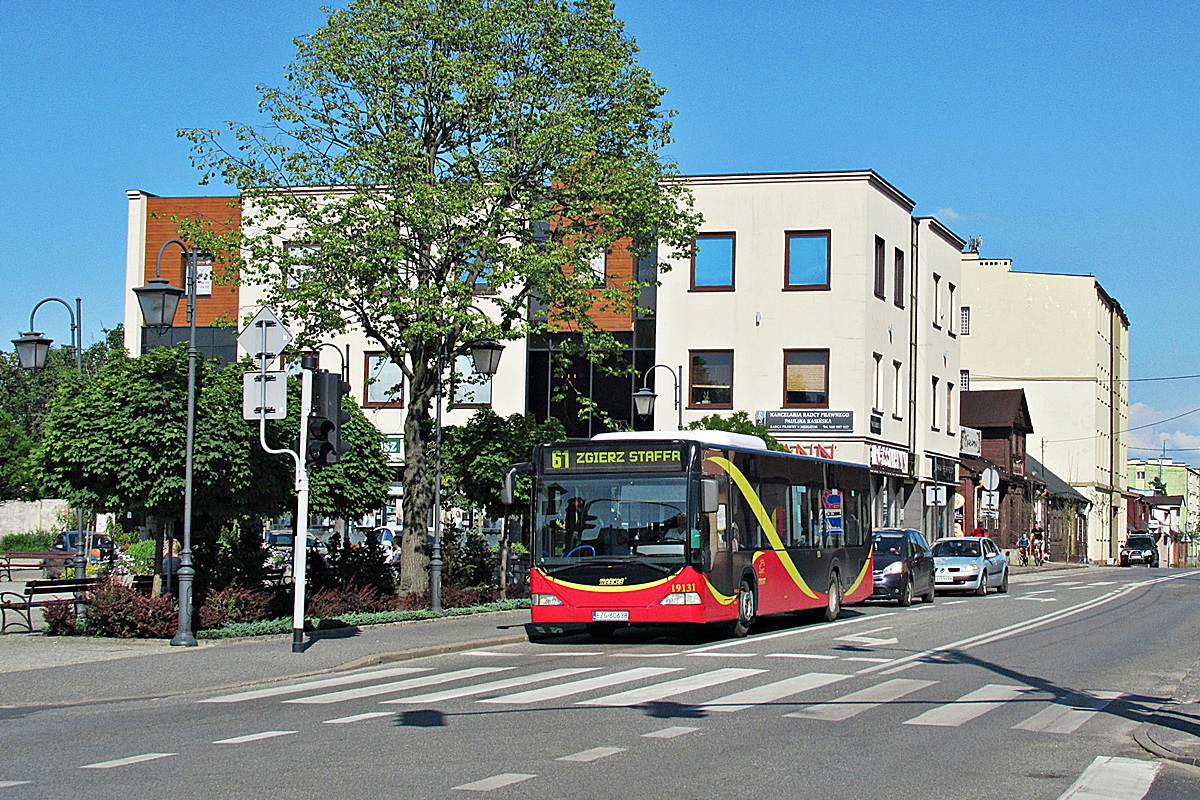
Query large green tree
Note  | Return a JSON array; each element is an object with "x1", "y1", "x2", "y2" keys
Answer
[
  {"x1": 181, "y1": 0, "x2": 700, "y2": 592},
  {"x1": 0, "y1": 410, "x2": 33, "y2": 501}
]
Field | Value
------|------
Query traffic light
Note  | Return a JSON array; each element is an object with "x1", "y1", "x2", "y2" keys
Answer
[{"x1": 307, "y1": 370, "x2": 352, "y2": 467}]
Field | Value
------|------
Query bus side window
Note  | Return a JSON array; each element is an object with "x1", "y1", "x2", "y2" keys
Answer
[
  {"x1": 760, "y1": 482, "x2": 789, "y2": 548},
  {"x1": 790, "y1": 484, "x2": 816, "y2": 547}
]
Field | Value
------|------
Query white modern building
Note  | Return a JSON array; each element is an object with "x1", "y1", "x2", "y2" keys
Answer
[
  {"x1": 654, "y1": 171, "x2": 964, "y2": 537},
  {"x1": 959, "y1": 252, "x2": 1129, "y2": 563}
]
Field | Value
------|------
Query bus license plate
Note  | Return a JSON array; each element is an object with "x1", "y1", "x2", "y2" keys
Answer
[{"x1": 592, "y1": 611, "x2": 629, "y2": 622}]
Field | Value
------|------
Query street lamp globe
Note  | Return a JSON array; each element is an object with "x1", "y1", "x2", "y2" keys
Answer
[
  {"x1": 12, "y1": 331, "x2": 53, "y2": 370},
  {"x1": 632, "y1": 387, "x2": 657, "y2": 418},
  {"x1": 467, "y1": 338, "x2": 504, "y2": 376},
  {"x1": 133, "y1": 277, "x2": 184, "y2": 331}
]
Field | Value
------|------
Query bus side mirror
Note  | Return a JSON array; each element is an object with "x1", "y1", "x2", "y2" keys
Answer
[
  {"x1": 501, "y1": 462, "x2": 531, "y2": 506},
  {"x1": 701, "y1": 478, "x2": 719, "y2": 514}
]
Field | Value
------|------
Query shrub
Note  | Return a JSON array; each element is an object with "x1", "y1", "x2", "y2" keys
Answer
[
  {"x1": 0, "y1": 531, "x2": 55, "y2": 553},
  {"x1": 307, "y1": 585, "x2": 387, "y2": 618},
  {"x1": 198, "y1": 584, "x2": 272, "y2": 630},
  {"x1": 82, "y1": 579, "x2": 177, "y2": 639},
  {"x1": 441, "y1": 529, "x2": 494, "y2": 588},
  {"x1": 124, "y1": 540, "x2": 158, "y2": 574},
  {"x1": 395, "y1": 584, "x2": 498, "y2": 610},
  {"x1": 41, "y1": 600, "x2": 78, "y2": 636}
]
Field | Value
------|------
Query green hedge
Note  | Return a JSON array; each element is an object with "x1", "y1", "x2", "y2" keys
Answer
[
  {"x1": 196, "y1": 599, "x2": 531, "y2": 640},
  {"x1": 0, "y1": 531, "x2": 56, "y2": 553}
]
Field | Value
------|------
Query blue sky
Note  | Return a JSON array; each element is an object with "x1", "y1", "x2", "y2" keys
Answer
[{"x1": 2, "y1": 1, "x2": 1197, "y2": 462}]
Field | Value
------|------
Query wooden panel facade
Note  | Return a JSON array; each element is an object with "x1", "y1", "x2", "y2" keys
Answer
[{"x1": 143, "y1": 197, "x2": 241, "y2": 327}]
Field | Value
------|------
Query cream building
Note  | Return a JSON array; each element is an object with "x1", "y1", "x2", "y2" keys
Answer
[
  {"x1": 959, "y1": 253, "x2": 1129, "y2": 563},
  {"x1": 654, "y1": 171, "x2": 964, "y2": 537}
]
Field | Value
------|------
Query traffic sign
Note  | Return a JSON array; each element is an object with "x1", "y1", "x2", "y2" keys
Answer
[
  {"x1": 243, "y1": 371, "x2": 288, "y2": 420},
  {"x1": 980, "y1": 467, "x2": 1000, "y2": 491},
  {"x1": 980, "y1": 489, "x2": 1000, "y2": 511},
  {"x1": 238, "y1": 306, "x2": 292, "y2": 370}
]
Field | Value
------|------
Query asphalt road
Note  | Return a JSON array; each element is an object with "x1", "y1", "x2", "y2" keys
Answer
[{"x1": 3, "y1": 568, "x2": 1200, "y2": 799}]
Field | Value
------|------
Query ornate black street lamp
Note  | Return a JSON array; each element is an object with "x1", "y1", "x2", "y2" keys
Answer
[{"x1": 633, "y1": 363, "x2": 683, "y2": 430}]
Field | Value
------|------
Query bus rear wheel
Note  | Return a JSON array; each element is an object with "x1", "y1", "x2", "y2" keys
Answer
[
  {"x1": 820, "y1": 574, "x2": 842, "y2": 622},
  {"x1": 726, "y1": 579, "x2": 756, "y2": 638}
]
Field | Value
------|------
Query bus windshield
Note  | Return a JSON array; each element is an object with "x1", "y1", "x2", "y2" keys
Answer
[{"x1": 535, "y1": 475, "x2": 688, "y2": 571}]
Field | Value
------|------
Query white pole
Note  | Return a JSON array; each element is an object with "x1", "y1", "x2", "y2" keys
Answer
[{"x1": 291, "y1": 366, "x2": 313, "y2": 652}]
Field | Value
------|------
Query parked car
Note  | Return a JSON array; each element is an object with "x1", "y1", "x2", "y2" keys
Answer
[
  {"x1": 52, "y1": 531, "x2": 116, "y2": 564},
  {"x1": 264, "y1": 531, "x2": 321, "y2": 556},
  {"x1": 870, "y1": 528, "x2": 936, "y2": 606},
  {"x1": 1120, "y1": 534, "x2": 1159, "y2": 568},
  {"x1": 932, "y1": 536, "x2": 1009, "y2": 595}
]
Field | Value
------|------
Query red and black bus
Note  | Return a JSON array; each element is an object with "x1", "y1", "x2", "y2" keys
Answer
[{"x1": 507, "y1": 430, "x2": 874, "y2": 640}]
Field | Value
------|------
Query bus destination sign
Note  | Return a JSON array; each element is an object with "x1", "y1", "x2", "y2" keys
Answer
[{"x1": 543, "y1": 443, "x2": 686, "y2": 474}]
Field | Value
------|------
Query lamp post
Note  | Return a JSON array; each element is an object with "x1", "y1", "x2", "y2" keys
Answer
[
  {"x1": 13, "y1": 297, "x2": 86, "y2": 578},
  {"x1": 431, "y1": 337, "x2": 504, "y2": 613},
  {"x1": 133, "y1": 239, "x2": 201, "y2": 647},
  {"x1": 632, "y1": 363, "x2": 683, "y2": 431}
]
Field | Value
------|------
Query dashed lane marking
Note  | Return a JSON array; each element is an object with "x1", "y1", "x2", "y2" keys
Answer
[
  {"x1": 453, "y1": 773, "x2": 537, "y2": 792},
  {"x1": 557, "y1": 747, "x2": 626, "y2": 762},
  {"x1": 80, "y1": 753, "x2": 176, "y2": 769},
  {"x1": 213, "y1": 731, "x2": 297, "y2": 745},
  {"x1": 643, "y1": 726, "x2": 698, "y2": 739}
]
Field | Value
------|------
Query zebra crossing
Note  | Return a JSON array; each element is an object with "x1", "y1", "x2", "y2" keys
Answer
[{"x1": 199, "y1": 659, "x2": 1136, "y2": 736}]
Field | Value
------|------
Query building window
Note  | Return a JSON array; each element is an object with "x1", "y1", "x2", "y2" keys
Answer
[
  {"x1": 1136, "y1": 469, "x2": 1145, "y2": 482},
  {"x1": 948, "y1": 283, "x2": 957, "y2": 335},
  {"x1": 874, "y1": 236, "x2": 886, "y2": 299},
  {"x1": 588, "y1": 249, "x2": 608, "y2": 287},
  {"x1": 946, "y1": 382, "x2": 955, "y2": 434},
  {"x1": 893, "y1": 360, "x2": 904, "y2": 418},
  {"x1": 931, "y1": 376, "x2": 940, "y2": 430},
  {"x1": 691, "y1": 233, "x2": 735, "y2": 290},
  {"x1": 784, "y1": 231, "x2": 831, "y2": 290},
  {"x1": 932, "y1": 273, "x2": 943, "y2": 329},
  {"x1": 284, "y1": 242, "x2": 319, "y2": 290},
  {"x1": 783, "y1": 349, "x2": 829, "y2": 408},
  {"x1": 960, "y1": 369, "x2": 970, "y2": 389},
  {"x1": 364, "y1": 352, "x2": 404, "y2": 408},
  {"x1": 894, "y1": 248, "x2": 905, "y2": 309},
  {"x1": 873, "y1": 353, "x2": 883, "y2": 412},
  {"x1": 960, "y1": 306, "x2": 971, "y2": 335},
  {"x1": 451, "y1": 353, "x2": 492, "y2": 406},
  {"x1": 689, "y1": 350, "x2": 733, "y2": 407}
]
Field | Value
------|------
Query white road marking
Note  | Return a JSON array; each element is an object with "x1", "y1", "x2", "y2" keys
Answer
[
  {"x1": 463, "y1": 651, "x2": 520, "y2": 657},
  {"x1": 1056, "y1": 756, "x2": 1160, "y2": 799},
  {"x1": 1088, "y1": 582, "x2": 1117, "y2": 587},
  {"x1": 453, "y1": 773, "x2": 537, "y2": 791},
  {"x1": 686, "y1": 652, "x2": 759, "y2": 658},
  {"x1": 214, "y1": 730, "x2": 297, "y2": 744},
  {"x1": 835, "y1": 627, "x2": 898, "y2": 647},
  {"x1": 323, "y1": 711, "x2": 393, "y2": 724},
  {"x1": 904, "y1": 684, "x2": 1030, "y2": 727},
  {"x1": 1025, "y1": 590, "x2": 1056, "y2": 595},
  {"x1": 536, "y1": 651, "x2": 604, "y2": 658},
  {"x1": 1055, "y1": 581, "x2": 1084, "y2": 586},
  {"x1": 1017, "y1": 596, "x2": 1059, "y2": 602},
  {"x1": 766, "y1": 653, "x2": 838, "y2": 660},
  {"x1": 0, "y1": 781, "x2": 31, "y2": 788},
  {"x1": 685, "y1": 613, "x2": 897, "y2": 653},
  {"x1": 480, "y1": 667, "x2": 680, "y2": 705},
  {"x1": 1014, "y1": 691, "x2": 1122, "y2": 734},
  {"x1": 643, "y1": 726, "x2": 698, "y2": 738},
  {"x1": 200, "y1": 666, "x2": 429, "y2": 703},
  {"x1": 580, "y1": 668, "x2": 765, "y2": 707},
  {"x1": 382, "y1": 668, "x2": 598, "y2": 704},
  {"x1": 699, "y1": 672, "x2": 848, "y2": 713},
  {"x1": 285, "y1": 667, "x2": 512, "y2": 704},
  {"x1": 941, "y1": 600, "x2": 967, "y2": 605},
  {"x1": 788, "y1": 678, "x2": 937, "y2": 721},
  {"x1": 80, "y1": 753, "x2": 176, "y2": 769},
  {"x1": 842, "y1": 657, "x2": 893, "y2": 663},
  {"x1": 557, "y1": 747, "x2": 625, "y2": 762},
  {"x1": 608, "y1": 652, "x2": 679, "y2": 659}
]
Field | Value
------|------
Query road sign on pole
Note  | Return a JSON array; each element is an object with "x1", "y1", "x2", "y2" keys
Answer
[
  {"x1": 243, "y1": 371, "x2": 288, "y2": 420},
  {"x1": 980, "y1": 467, "x2": 1000, "y2": 492},
  {"x1": 238, "y1": 306, "x2": 292, "y2": 370}
]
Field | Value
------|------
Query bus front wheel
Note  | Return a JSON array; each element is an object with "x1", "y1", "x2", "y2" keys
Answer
[
  {"x1": 726, "y1": 579, "x2": 756, "y2": 638},
  {"x1": 820, "y1": 573, "x2": 842, "y2": 622}
]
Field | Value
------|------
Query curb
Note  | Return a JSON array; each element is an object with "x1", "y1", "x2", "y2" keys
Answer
[{"x1": 1134, "y1": 723, "x2": 1200, "y2": 768}]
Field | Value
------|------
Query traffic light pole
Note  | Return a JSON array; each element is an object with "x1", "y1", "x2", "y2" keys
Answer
[{"x1": 255, "y1": 351, "x2": 313, "y2": 653}]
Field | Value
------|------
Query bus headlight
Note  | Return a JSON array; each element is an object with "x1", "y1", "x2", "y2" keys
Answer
[
  {"x1": 660, "y1": 592, "x2": 702, "y2": 605},
  {"x1": 532, "y1": 594, "x2": 564, "y2": 606}
]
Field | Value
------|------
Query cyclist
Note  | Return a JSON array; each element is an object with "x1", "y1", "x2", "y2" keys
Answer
[
  {"x1": 1030, "y1": 525, "x2": 1046, "y2": 566},
  {"x1": 1016, "y1": 532, "x2": 1030, "y2": 566}
]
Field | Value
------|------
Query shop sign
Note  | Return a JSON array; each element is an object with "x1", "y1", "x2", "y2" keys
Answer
[
  {"x1": 784, "y1": 442, "x2": 839, "y2": 459},
  {"x1": 870, "y1": 444, "x2": 909, "y2": 474},
  {"x1": 960, "y1": 426, "x2": 981, "y2": 457},
  {"x1": 756, "y1": 410, "x2": 853, "y2": 432},
  {"x1": 381, "y1": 437, "x2": 402, "y2": 455},
  {"x1": 930, "y1": 455, "x2": 957, "y2": 484}
]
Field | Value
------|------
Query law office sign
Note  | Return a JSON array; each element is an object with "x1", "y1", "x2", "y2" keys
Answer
[{"x1": 756, "y1": 410, "x2": 853, "y2": 432}]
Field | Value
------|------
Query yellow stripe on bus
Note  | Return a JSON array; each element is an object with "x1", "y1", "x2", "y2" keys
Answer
[{"x1": 707, "y1": 456, "x2": 820, "y2": 600}]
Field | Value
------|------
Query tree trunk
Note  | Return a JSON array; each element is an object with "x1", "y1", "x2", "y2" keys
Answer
[{"x1": 396, "y1": 369, "x2": 436, "y2": 595}]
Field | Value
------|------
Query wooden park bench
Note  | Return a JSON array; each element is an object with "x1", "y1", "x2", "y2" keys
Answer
[
  {"x1": 263, "y1": 566, "x2": 288, "y2": 586},
  {"x1": 0, "y1": 550, "x2": 76, "y2": 580},
  {"x1": 0, "y1": 577, "x2": 98, "y2": 634}
]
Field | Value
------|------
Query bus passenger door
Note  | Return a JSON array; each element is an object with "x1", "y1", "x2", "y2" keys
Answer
[{"x1": 701, "y1": 466, "x2": 738, "y2": 600}]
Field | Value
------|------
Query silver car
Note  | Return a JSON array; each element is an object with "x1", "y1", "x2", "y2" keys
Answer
[{"x1": 932, "y1": 537, "x2": 1009, "y2": 595}]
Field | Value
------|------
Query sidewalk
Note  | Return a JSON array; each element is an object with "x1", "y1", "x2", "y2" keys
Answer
[{"x1": 0, "y1": 608, "x2": 531, "y2": 709}]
